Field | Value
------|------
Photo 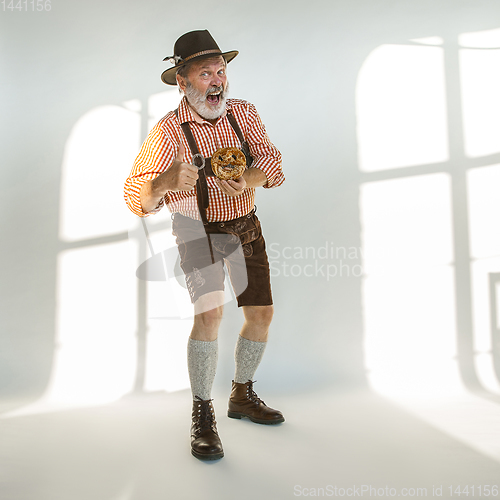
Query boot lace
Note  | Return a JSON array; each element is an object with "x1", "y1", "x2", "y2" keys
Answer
[
  {"x1": 246, "y1": 381, "x2": 266, "y2": 406},
  {"x1": 193, "y1": 396, "x2": 217, "y2": 433}
]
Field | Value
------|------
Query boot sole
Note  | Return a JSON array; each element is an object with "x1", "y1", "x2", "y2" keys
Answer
[
  {"x1": 191, "y1": 449, "x2": 224, "y2": 460},
  {"x1": 227, "y1": 411, "x2": 285, "y2": 425}
]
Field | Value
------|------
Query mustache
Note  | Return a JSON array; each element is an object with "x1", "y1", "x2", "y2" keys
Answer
[{"x1": 205, "y1": 85, "x2": 224, "y2": 97}]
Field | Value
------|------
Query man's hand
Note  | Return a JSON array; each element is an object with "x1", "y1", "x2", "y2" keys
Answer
[
  {"x1": 140, "y1": 143, "x2": 198, "y2": 213},
  {"x1": 216, "y1": 175, "x2": 247, "y2": 197},
  {"x1": 162, "y1": 143, "x2": 199, "y2": 192},
  {"x1": 215, "y1": 167, "x2": 268, "y2": 197}
]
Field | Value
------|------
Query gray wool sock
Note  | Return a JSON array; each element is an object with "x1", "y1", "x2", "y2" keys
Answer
[
  {"x1": 187, "y1": 338, "x2": 218, "y2": 400},
  {"x1": 234, "y1": 335, "x2": 267, "y2": 384}
]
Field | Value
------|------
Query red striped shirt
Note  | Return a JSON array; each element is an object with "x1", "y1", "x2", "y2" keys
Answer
[{"x1": 124, "y1": 97, "x2": 284, "y2": 221}]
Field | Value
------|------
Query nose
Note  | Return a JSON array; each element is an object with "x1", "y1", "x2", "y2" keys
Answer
[{"x1": 211, "y1": 74, "x2": 224, "y2": 88}]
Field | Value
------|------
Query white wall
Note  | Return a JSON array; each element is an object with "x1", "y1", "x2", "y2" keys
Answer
[{"x1": 2, "y1": 0, "x2": 500, "y2": 408}]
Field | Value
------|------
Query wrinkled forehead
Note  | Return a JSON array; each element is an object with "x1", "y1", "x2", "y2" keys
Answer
[{"x1": 188, "y1": 56, "x2": 226, "y2": 72}]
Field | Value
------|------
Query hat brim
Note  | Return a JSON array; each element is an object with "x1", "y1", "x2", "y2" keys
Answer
[{"x1": 160, "y1": 50, "x2": 239, "y2": 85}]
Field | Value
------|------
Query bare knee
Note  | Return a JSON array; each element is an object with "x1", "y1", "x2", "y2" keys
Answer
[
  {"x1": 191, "y1": 291, "x2": 224, "y2": 340},
  {"x1": 243, "y1": 305, "x2": 274, "y2": 329},
  {"x1": 195, "y1": 306, "x2": 223, "y2": 330},
  {"x1": 192, "y1": 306, "x2": 223, "y2": 340}
]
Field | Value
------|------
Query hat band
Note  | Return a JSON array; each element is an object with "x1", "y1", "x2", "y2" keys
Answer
[{"x1": 183, "y1": 49, "x2": 222, "y2": 63}]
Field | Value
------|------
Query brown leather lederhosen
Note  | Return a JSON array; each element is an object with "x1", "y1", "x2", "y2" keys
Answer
[{"x1": 174, "y1": 108, "x2": 253, "y2": 226}]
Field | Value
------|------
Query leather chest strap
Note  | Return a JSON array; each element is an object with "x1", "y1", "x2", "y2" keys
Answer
[
  {"x1": 227, "y1": 111, "x2": 253, "y2": 167},
  {"x1": 179, "y1": 121, "x2": 210, "y2": 225}
]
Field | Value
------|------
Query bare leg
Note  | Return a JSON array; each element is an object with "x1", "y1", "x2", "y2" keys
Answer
[
  {"x1": 239, "y1": 305, "x2": 274, "y2": 342},
  {"x1": 190, "y1": 291, "x2": 225, "y2": 341}
]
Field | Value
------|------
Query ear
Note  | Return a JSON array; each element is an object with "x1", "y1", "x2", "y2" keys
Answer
[{"x1": 177, "y1": 73, "x2": 187, "y2": 92}]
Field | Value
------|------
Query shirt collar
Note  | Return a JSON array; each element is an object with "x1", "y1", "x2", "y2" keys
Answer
[{"x1": 177, "y1": 96, "x2": 229, "y2": 125}]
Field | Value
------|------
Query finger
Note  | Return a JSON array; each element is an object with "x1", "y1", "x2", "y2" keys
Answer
[
  {"x1": 181, "y1": 181, "x2": 197, "y2": 191},
  {"x1": 228, "y1": 179, "x2": 243, "y2": 191},
  {"x1": 175, "y1": 142, "x2": 186, "y2": 162},
  {"x1": 218, "y1": 179, "x2": 230, "y2": 191},
  {"x1": 183, "y1": 167, "x2": 199, "y2": 180},
  {"x1": 182, "y1": 175, "x2": 197, "y2": 187},
  {"x1": 184, "y1": 163, "x2": 199, "y2": 174},
  {"x1": 216, "y1": 178, "x2": 229, "y2": 194},
  {"x1": 220, "y1": 180, "x2": 238, "y2": 196}
]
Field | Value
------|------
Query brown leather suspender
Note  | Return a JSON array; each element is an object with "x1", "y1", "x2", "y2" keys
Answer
[
  {"x1": 226, "y1": 112, "x2": 253, "y2": 166},
  {"x1": 179, "y1": 121, "x2": 210, "y2": 225}
]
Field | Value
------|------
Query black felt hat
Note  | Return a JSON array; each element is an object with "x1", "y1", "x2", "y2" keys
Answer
[{"x1": 161, "y1": 30, "x2": 238, "y2": 86}]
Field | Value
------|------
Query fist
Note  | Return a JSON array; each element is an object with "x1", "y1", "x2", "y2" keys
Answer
[{"x1": 166, "y1": 143, "x2": 199, "y2": 192}]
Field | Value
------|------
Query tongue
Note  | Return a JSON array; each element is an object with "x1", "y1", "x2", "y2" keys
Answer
[{"x1": 207, "y1": 94, "x2": 219, "y2": 104}]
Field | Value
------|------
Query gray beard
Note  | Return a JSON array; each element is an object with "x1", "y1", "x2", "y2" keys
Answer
[{"x1": 184, "y1": 81, "x2": 229, "y2": 120}]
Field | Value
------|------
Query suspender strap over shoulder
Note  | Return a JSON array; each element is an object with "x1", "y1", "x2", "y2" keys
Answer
[
  {"x1": 174, "y1": 108, "x2": 209, "y2": 225},
  {"x1": 227, "y1": 110, "x2": 253, "y2": 167},
  {"x1": 180, "y1": 121, "x2": 210, "y2": 224}
]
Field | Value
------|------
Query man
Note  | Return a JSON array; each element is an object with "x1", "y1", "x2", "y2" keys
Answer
[{"x1": 124, "y1": 30, "x2": 285, "y2": 460}]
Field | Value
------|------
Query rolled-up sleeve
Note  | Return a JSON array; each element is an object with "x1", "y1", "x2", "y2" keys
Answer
[
  {"x1": 124, "y1": 123, "x2": 176, "y2": 217},
  {"x1": 245, "y1": 104, "x2": 285, "y2": 189}
]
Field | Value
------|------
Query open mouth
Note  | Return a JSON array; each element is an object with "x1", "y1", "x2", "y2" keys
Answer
[{"x1": 206, "y1": 91, "x2": 222, "y2": 106}]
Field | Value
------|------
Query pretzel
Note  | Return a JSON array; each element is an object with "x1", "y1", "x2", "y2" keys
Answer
[{"x1": 211, "y1": 147, "x2": 246, "y2": 180}]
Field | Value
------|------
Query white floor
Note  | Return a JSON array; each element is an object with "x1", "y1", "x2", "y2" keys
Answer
[{"x1": 1, "y1": 387, "x2": 500, "y2": 500}]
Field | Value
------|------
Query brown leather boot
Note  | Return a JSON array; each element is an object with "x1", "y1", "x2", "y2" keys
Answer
[
  {"x1": 190, "y1": 396, "x2": 224, "y2": 460},
  {"x1": 228, "y1": 380, "x2": 285, "y2": 425}
]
